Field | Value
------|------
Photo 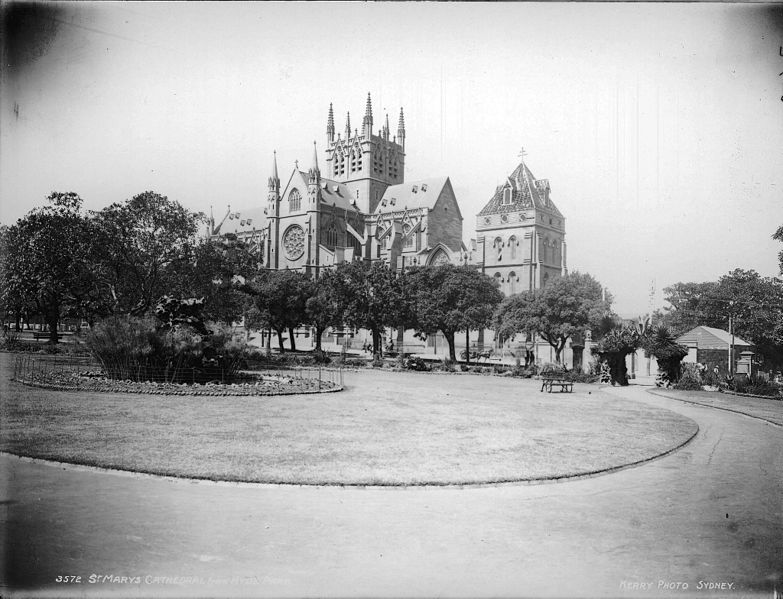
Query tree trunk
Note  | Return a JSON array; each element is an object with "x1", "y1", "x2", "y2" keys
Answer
[
  {"x1": 288, "y1": 326, "x2": 297, "y2": 352},
  {"x1": 314, "y1": 325, "x2": 323, "y2": 351},
  {"x1": 609, "y1": 352, "x2": 629, "y2": 386},
  {"x1": 446, "y1": 332, "x2": 456, "y2": 362},
  {"x1": 45, "y1": 306, "x2": 60, "y2": 344},
  {"x1": 372, "y1": 329, "x2": 381, "y2": 360},
  {"x1": 465, "y1": 329, "x2": 471, "y2": 364},
  {"x1": 276, "y1": 329, "x2": 285, "y2": 353}
]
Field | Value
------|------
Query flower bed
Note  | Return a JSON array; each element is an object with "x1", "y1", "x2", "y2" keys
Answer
[{"x1": 15, "y1": 369, "x2": 340, "y2": 396}]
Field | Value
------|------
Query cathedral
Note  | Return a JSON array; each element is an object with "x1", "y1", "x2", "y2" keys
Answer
[
  {"x1": 211, "y1": 94, "x2": 470, "y2": 276},
  {"x1": 210, "y1": 93, "x2": 567, "y2": 299}
]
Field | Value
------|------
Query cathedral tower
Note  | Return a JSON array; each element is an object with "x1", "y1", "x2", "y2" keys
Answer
[
  {"x1": 476, "y1": 151, "x2": 566, "y2": 296},
  {"x1": 325, "y1": 93, "x2": 405, "y2": 214}
]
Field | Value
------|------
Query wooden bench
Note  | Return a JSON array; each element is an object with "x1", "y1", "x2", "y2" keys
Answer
[
  {"x1": 32, "y1": 331, "x2": 61, "y2": 341},
  {"x1": 540, "y1": 374, "x2": 573, "y2": 393}
]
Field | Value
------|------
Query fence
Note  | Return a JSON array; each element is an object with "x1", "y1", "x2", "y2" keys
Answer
[{"x1": 12, "y1": 354, "x2": 343, "y2": 392}]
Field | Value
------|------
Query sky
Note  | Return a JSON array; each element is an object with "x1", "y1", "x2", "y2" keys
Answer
[{"x1": 2, "y1": 2, "x2": 782, "y2": 317}]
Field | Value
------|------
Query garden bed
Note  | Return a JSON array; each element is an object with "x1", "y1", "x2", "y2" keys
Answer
[{"x1": 14, "y1": 367, "x2": 341, "y2": 396}]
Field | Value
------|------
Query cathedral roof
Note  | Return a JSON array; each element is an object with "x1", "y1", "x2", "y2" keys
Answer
[
  {"x1": 477, "y1": 161, "x2": 563, "y2": 218},
  {"x1": 375, "y1": 177, "x2": 452, "y2": 213},
  {"x1": 312, "y1": 174, "x2": 360, "y2": 212}
]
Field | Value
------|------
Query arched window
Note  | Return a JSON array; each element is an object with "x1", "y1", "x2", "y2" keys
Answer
[
  {"x1": 509, "y1": 236, "x2": 517, "y2": 259},
  {"x1": 494, "y1": 237, "x2": 503, "y2": 261},
  {"x1": 502, "y1": 186, "x2": 512, "y2": 205},
  {"x1": 289, "y1": 189, "x2": 301, "y2": 212},
  {"x1": 493, "y1": 272, "x2": 503, "y2": 292},
  {"x1": 508, "y1": 272, "x2": 517, "y2": 295},
  {"x1": 404, "y1": 225, "x2": 415, "y2": 249}
]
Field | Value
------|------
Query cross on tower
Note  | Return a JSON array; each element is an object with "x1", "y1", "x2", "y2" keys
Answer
[{"x1": 518, "y1": 147, "x2": 527, "y2": 162}]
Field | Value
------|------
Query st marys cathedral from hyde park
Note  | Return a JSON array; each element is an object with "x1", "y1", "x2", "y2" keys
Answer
[{"x1": 210, "y1": 93, "x2": 567, "y2": 299}]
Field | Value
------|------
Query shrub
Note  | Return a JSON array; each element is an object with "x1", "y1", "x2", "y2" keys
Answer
[
  {"x1": 86, "y1": 314, "x2": 248, "y2": 384},
  {"x1": 674, "y1": 363, "x2": 702, "y2": 391},
  {"x1": 311, "y1": 349, "x2": 332, "y2": 365},
  {"x1": 566, "y1": 371, "x2": 599, "y2": 383},
  {"x1": 404, "y1": 356, "x2": 430, "y2": 371}
]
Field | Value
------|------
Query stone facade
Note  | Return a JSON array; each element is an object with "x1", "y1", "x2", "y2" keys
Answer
[
  {"x1": 475, "y1": 158, "x2": 566, "y2": 296},
  {"x1": 210, "y1": 94, "x2": 470, "y2": 276}
]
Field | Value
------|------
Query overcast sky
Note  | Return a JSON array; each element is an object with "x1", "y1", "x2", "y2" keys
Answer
[{"x1": 2, "y1": 2, "x2": 782, "y2": 316}]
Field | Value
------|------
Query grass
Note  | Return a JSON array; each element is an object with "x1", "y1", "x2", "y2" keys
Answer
[
  {"x1": 650, "y1": 388, "x2": 783, "y2": 427},
  {"x1": 0, "y1": 354, "x2": 697, "y2": 485}
]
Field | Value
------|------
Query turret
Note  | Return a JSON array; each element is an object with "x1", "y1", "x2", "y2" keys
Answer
[
  {"x1": 308, "y1": 141, "x2": 320, "y2": 185},
  {"x1": 267, "y1": 150, "x2": 280, "y2": 196},
  {"x1": 345, "y1": 112, "x2": 351, "y2": 139},
  {"x1": 397, "y1": 107, "x2": 406, "y2": 151},
  {"x1": 362, "y1": 92, "x2": 373, "y2": 139},
  {"x1": 326, "y1": 103, "x2": 335, "y2": 143}
]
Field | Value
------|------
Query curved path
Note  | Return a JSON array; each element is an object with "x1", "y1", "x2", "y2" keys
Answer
[{"x1": 2, "y1": 384, "x2": 782, "y2": 597}]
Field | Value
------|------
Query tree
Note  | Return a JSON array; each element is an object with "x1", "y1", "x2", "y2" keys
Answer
[
  {"x1": 166, "y1": 233, "x2": 259, "y2": 325},
  {"x1": 245, "y1": 270, "x2": 311, "y2": 352},
  {"x1": 407, "y1": 264, "x2": 503, "y2": 362},
  {"x1": 92, "y1": 191, "x2": 202, "y2": 316},
  {"x1": 640, "y1": 325, "x2": 689, "y2": 384},
  {"x1": 305, "y1": 269, "x2": 343, "y2": 352},
  {"x1": 592, "y1": 325, "x2": 642, "y2": 386},
  {"x1": 655, "y1": 281, "x2": 722, "y2": 337},
  {"x1": 1, "y1": 192, "x2": 101, "y2": 342},
  {"x1": 774, "y1": 224, "x2": 783, "y2": 275},
  {"x1": 330, "y1": 261, "x2": 410, "y2": 358},
  {"x1": 494, "y1": 271, "x2": 611, "y2": 363},
  {"x1": 658, "y1": 270, "x2": 783, "y2": 369}
]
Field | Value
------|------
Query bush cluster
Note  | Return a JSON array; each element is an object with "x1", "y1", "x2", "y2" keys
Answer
[
  {"x1": 731, "y1": 375, "x2": 781, "y2": 398},
  {"x1": 86, "y1": 314, "x2": 247, "y2": 384},
  {"x1": 673, "y1": 363, "x2": 703, "y2": 391}
]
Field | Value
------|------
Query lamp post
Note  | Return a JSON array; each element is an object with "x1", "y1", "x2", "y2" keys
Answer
[{"x1": 728, "y1": 301, "x2": 735, "y2": 377}]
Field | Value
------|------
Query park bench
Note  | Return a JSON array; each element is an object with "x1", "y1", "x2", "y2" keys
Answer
[
  {"x1": 32, "y1": 331, "x2": 61, "y2": 341},
  {"x1": 540, "y1": 373, "x2": 573, "y2": 393},
  {"x1": 460, "y1": 349, "x2": 494, "y2": 363}
]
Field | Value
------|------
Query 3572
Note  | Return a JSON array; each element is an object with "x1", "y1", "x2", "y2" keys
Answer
[{"x1": 55, "y1": 576, "x2": 82, "y2": 583}]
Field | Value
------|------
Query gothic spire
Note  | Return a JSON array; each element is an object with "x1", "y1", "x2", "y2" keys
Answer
[
  {"x1": 397, "y1": 107, "x2": 406, "y2": 150},
  {"x1": 268, "y1": 150, "x2": 280, "y2": 193},
  {"x1": 384, "y1": 113, "x2": 390, "y2": 140},
  {"x1": 345, "y1": 111, "x2": 351, "y2": 139},
  {"x1": 362, "y1": 92, "x2": 373, "y2": 138},
  {"x1": 327, "y1": 103, "x2": 335, "y2": 143}
]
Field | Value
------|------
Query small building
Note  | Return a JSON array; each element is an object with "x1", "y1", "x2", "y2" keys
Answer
[{"x1": 676, "y1": 326, "x2": 752, "y2": 375}]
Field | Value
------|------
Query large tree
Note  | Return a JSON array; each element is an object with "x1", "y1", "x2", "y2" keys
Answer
[
  {"x1": 93, "y1": 191, "x2": 202, "y2": 316},
  {"x1": 407, "y1": 264, "x2": 503, "y2": 362},
  {"x1": 657, "y1": 269, "x2": 783, "y2": 369},
  {"x1": 167, "y1": 233, "x2": 259, "y2": 325},
  {"x1": 245, "y1": 269, "x2": 311, "y2": 352},
  {"x1": 305, "y1": 269, "x2": 343, "y2": 352},
  {"x1": 330, "y1": 261, "x2": 411, "y2": 358},
  {"x1": 1, "y1": 193, "x2": 101, "y2": 341},
  {"x1": 774, "y1": 224, "x2": 783, "y2": 275},
  {"x1": 494, "y1": 271, "x2": 611, "y2": 363}
]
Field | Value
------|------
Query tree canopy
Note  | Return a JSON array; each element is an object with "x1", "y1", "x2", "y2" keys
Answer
[
  {"x1": 407, "y1": 264, "x2": 503, "y2": 362},
  {"x1": 1, "y1": 193, "x2": 102, "y2": 341},
  {"x1": 93, "y1": 191, "x2": 203, "y2": 316},
  {"x1": 657, "y1": 269, "x2": 783, "y2": 368},
  {"x1": 494, "y1": 271, "x2": 611, "y2": 363},
  {"x1": 329, "y1": 261, "x2": 410, "y2": 357}
]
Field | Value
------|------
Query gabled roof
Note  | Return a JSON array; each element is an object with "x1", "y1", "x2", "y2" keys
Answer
[
  {"x1": 676, "y1": 326, "x2": 751, "y2": 349},
  {"x1": 375, "y1": 177, "x2": 451, "y2": 213},
  {"x1": 478, "y1": 160, "x2": 563, "y2": 217},
  {"x1": 317, "y1": 175, "x2": 360, "y2": 213},
  {"x1": 212, "y1": 207, "x2": 266, "y2": 235},
  {"x1": 282, "y1": 168, "x2": 360, "y2": 213}
]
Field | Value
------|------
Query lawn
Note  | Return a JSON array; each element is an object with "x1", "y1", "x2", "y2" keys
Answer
[
  {"x1": 650, "y1": 387, "x2": 783, "y2": 427},
  {"x1": 0, "y1": 355, "x2": 698, "y2": 485}
]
